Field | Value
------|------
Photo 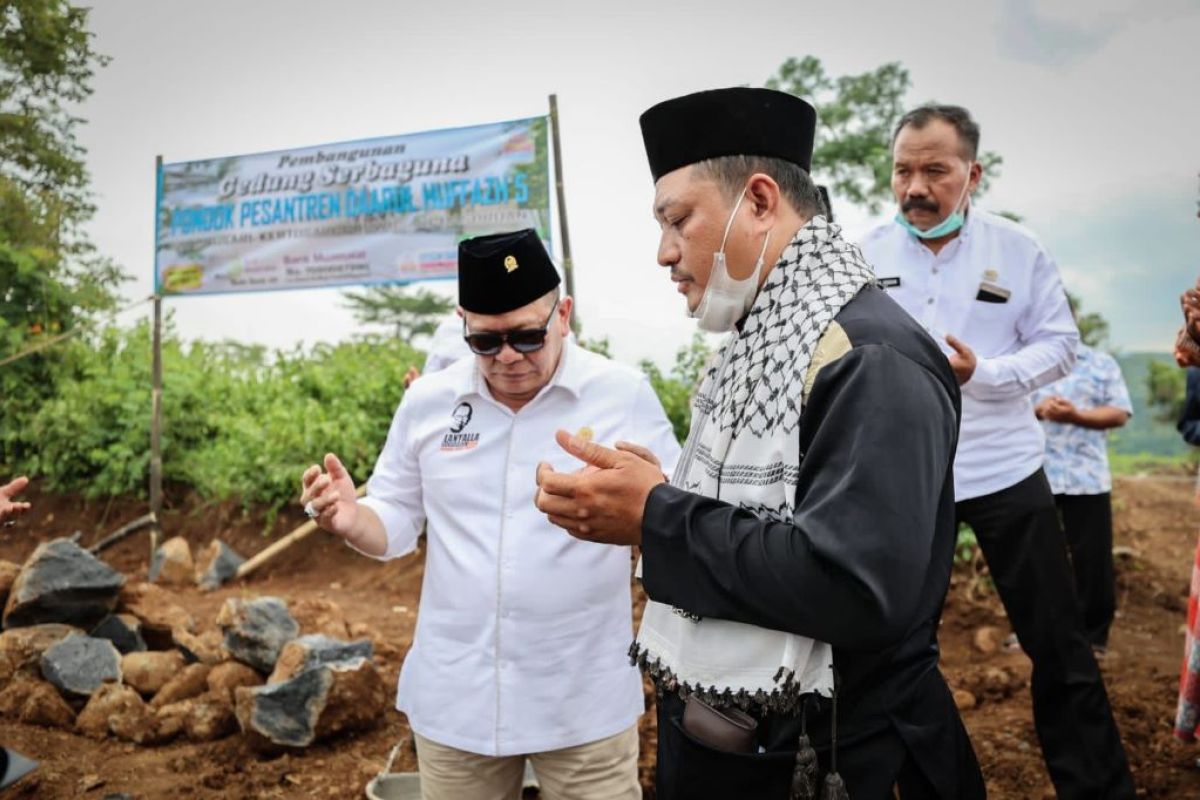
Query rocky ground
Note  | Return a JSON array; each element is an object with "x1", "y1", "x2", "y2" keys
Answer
[{"x1": 0, "y1": 474, "x2": 1198, "y2": 798}]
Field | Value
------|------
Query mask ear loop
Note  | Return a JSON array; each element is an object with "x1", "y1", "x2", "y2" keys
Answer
[
  {"x1": 953, "y1": 161, "x2": 975, "y2": 216},
  {"x1": 720, "y1": 189, "x2": 772, "y2": 281},
  {"x1": 755, "y1": 229, "x2": 772, "y2": 267},
  {"x1": 718, "y1": 190, "x2": 749, "y2": 253},
  {"x1": 737, "y1": 230, "x2": 771, "y2": 305}
]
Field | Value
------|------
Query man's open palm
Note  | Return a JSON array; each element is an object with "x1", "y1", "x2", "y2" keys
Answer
[
  {"x1": 299, "y1": 454, "x2": 359, "y2": 537},
  {"x1": 0, "y1": 476, "x2": 31, "y2": 522}
]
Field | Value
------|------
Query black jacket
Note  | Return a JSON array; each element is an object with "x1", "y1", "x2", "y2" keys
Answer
[{"x1": 642, "y1": 285, "x2": 982, "y2": 798}]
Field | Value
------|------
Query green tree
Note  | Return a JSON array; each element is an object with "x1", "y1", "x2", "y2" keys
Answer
[
  {"x1": 16, "y1": 319, "x2": 422, "y2": 520},
  {"x1": 1146, "y1": 359, "x2": 1186, "y2": 425},
  {"x1": 765, "y1": 56, "x2": 1003, "y2": 215},
  {"x1": 341, "y1": 284, "x2": 455, "y2": 342},
  {"x1": 576, "y1": 335, "x2": 612, "y2": 358},
  {"x1": 1, "y1": 0, "x2": 123, "y2": 467},
  {"x1": 641, "y1": 333, "x2": 714, "y2": 442},
  {"x1": 0, "y1": 0, "x2": 119, "y2": 287},
  {"x1": 1065, "y1": 291, "x2": 1110, "y2": 348}
]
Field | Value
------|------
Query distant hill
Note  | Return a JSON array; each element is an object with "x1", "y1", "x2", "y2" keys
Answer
[{"x1": 1111, "y1": 351, "x2": 1186, "y2": 456}]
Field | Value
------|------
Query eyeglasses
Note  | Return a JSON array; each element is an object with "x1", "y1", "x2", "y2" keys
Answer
[{"x1": 463, "y1": 300, "x2": 558, "y2": 356}]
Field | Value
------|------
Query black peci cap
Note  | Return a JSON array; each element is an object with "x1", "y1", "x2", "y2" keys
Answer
[
  {"x1": 639, "y1": 87, "x2": 817, "y2": 181},
  {"x1": 457, "y1": 229, "x2": 561, "y2": 315}
]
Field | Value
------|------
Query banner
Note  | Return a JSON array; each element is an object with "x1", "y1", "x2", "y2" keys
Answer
[{"x1": 154, "y1": 116, "x2": 551, "y2": 296}]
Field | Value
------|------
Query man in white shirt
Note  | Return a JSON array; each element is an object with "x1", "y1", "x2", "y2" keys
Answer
[
  {"x1": 300, "y1": 228, "x2": 680, "y2": 800},
  {"x1": 404, "y1": 312, "x2": 474, "y2": 388},
  {"x1": 860, "y1": 105, "x2": 1135, "y2": 798},
  {"x1": 421, "y1": 313, "x2": 472, "y2": 374},
  {"x1": 1032, "y1": 309, "x2": 1132, "y2": 657}
]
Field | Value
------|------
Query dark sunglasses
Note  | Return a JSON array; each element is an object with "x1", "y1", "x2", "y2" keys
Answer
[{"x1": 463, "y1": 300, "x2": 558, "y2": 356}]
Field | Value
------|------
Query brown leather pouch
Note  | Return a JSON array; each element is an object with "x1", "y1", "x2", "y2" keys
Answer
[{"x1": 681, "y1": 694, "x2": 758, "y2": 754}]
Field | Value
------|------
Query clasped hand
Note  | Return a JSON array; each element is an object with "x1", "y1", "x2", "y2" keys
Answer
[
  {"x1": 1035, "y1": 395, "x2": 1078, "y2": 423},
  {"x1": 534, "y1": 431, "x2": 666, "y2": 546}
]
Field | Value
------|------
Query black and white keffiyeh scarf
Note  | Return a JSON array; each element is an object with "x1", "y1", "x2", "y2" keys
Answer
[{"x1": 632, "y1": 216, "x2": 875, "y2": 714}]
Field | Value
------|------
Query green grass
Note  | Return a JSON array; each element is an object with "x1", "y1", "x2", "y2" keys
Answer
[
  {"x1": 1112, "y1": 352, "x2": 1190, "y2": 457},
  {"x1": 1108, "y1": 449, "x2": 1196, "y2": 476}
]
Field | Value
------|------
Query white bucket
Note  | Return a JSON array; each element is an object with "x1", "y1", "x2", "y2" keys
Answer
[
  {"x1": 365, "y1": 772, "x2": 422, "y2": 800},
  {"x1": 365, "y1": 745, "x2": 421, "y2": 800},
  {"x1": 364, "y1": 745, "x2": 540, "y2": 799}
]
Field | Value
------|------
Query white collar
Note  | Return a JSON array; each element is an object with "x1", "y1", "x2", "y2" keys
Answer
[{"x1": 453, "y1": 339, "x2": 584, "y2": 406}]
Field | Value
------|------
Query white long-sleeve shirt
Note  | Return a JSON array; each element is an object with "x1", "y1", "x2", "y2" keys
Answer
[
  {"x1": 860, "y1": 208, "x2": 1079, "y2": 501},
  {"x1": 358, "y1": 342, "x2": 681, "y2": 755}
]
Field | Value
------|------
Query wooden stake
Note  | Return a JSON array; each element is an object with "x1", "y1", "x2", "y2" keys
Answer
[{"x1": 235, "y1": 485, "x2": 368, "y2": 580}]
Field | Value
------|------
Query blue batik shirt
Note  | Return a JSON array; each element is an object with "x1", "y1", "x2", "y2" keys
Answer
[{"x1": 1033, "y1": 344, "x2": 1133, "y2": 496}]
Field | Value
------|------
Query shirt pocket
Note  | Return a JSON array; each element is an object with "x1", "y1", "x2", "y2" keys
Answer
[{"x1": 966, "y1": 296, "x2": 1021, "y2": 357}]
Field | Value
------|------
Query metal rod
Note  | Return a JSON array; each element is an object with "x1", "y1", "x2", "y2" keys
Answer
[{"x1": 89, "y1": 512, "x2": 158, "y2": 555}]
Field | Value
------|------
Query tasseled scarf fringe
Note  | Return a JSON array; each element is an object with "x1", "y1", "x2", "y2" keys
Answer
[
  {"x1": 630, "y1": 643, "x2": 850, "y2": 800},
  {"x1": 628, "y1": 640, "x2": 815, "y2": 716},
  {"x1": 792, "y1": 697, "x2": 819, "y2": 800}
]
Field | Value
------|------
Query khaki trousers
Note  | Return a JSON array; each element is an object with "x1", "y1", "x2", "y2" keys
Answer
[{"x1": 413, "y1": 725, "x2": 640, "y2": 800}]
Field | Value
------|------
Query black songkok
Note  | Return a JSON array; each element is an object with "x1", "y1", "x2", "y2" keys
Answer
[
  {"x1": 639, "y1": 87, "x2": 817, "y2": 181},
  {"x1": 457, "y1": 229, "x2": 560, "y2": 314}
]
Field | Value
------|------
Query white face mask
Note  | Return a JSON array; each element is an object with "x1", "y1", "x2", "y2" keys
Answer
[{"x1": 690, "y1": 189, "x2": 771, "y2": 333}]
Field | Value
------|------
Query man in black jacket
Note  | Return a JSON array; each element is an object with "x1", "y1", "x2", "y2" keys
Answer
[{"x1": 535, "y1": 88, "x2": 984, "y2": 799}]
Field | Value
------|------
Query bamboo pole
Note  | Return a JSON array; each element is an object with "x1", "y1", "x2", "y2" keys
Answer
[
  {"x1": 548, "y1": 94, "x2": 579, "y2": 334},
  {"x1": 149, "y1": 155, "x2": 164, "y2": 560},
  {"x1": 150, "y1": 292, "x2": 163, "y2": 559}
]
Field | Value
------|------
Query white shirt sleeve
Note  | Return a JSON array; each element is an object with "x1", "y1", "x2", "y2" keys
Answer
[
  {"x1": 629, "y1": 376, "x2": 683, "y2": 477},
  {"x1": 964, "y1": 248, "x2": 1080, "y2": 402},
  {"x1": 421, "y1": 314, "x2": 472, "y2": 376},
  {"x1": 422, "y1": 350, "x2": 467, "y2": 375},
  {"x1": 356, "y1": 398, "x2": 425, "y2": 561}
]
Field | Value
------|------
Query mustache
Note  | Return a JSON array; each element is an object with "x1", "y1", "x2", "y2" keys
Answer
[{"x1": 901, "y1": 196, "x2": 940, "y2": 213}]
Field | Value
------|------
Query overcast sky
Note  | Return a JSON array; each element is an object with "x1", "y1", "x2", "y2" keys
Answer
[{"x1": 82, "y1": 0, "x2": 1199, "y2": 367}]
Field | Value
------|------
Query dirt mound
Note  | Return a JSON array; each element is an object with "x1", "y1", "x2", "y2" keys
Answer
[{"x1": 1, "y1": 477, "x2": 1199, "y2": 797}]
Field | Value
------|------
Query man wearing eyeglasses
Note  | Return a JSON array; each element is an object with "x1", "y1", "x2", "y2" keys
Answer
[{"x1": 299, "y1": 228, "x2": 680, "y2": 800}]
